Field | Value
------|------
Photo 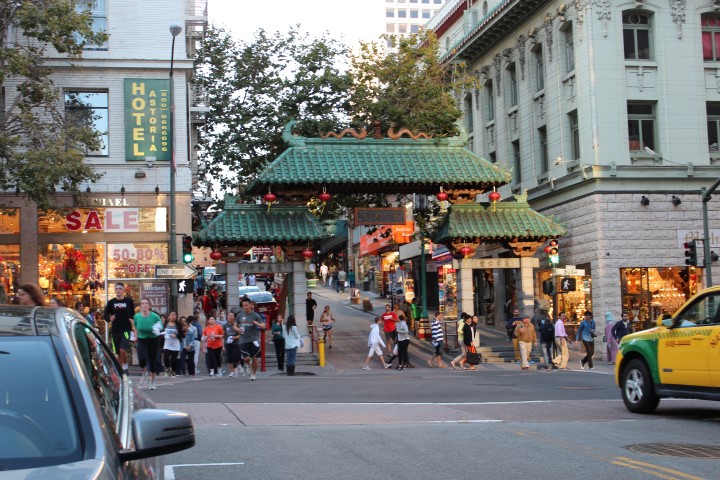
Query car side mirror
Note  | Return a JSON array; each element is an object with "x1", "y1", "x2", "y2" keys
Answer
[{"x1": 119, "y1": 409, "x2": 195, "y2": 462}]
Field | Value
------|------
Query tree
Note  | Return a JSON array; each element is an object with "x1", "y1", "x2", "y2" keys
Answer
[
  {"x1": 194, "y1": 26, "x2": 352, "y2": 195},
  {"x1": 349, "y1": 30, "x2": 476, "y2": 137},
  {"x1": 0, "y1": 0, "x2": 108, "y2": 211}
]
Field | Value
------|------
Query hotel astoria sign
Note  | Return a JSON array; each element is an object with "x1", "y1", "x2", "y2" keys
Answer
[{"x1": 124, "y1": 79, "x2": 171, "y2": 161}]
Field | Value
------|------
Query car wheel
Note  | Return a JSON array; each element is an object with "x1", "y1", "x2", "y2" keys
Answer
[{"x1": 621, "y1": 359, "x2": 660, "y2": 414}]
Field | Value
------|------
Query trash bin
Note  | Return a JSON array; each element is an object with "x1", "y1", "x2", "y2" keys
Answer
[{"x1": 363, "y1": 281, "x2": 370, "y2": 291}]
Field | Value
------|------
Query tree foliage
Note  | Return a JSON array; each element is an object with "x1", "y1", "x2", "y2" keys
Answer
[
  {"x1": 0, "y1": 0, "x2": 109, "y2": 211},
  {"x1": 195, "y1": 26, "x2": 352, "y2": 195}
]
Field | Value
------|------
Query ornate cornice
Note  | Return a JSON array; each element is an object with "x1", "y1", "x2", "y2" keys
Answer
[
  {"x1": 593, "y1": 0, "x2": 612, "y2": 38},
  {"x1": 516, "y1": 35, "x2": 527, "y2": 80},
  {"x1": 670, "y1": 0, "x2": 686, "y2": 39}
]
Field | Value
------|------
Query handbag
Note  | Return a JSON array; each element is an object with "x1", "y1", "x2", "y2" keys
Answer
[{"x1": 466, "y1": 344, "x2": 480, "y2": 365}]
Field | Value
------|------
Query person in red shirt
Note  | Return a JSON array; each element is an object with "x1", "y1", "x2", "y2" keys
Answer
[
  {"x1": 381, "y1": 304, "x2": 398, "y2": 357},
  {"x1": 201, "y1": 316, "x2": 225, "y2": 376}
]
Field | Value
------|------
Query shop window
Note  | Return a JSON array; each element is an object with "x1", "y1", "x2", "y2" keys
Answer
[
  {"x1": 624, "y1": 11, "x2": 652, "y2": 60},
  {"x1": 620, "y1": 267, "x2": 701, "y2": 330},
  {"x1": 707, "y1": 102, "x2": 720, "y2": 152},
  {"x1": 64, "y1": 91, "x2": 109, "y2": 156},
  {"x1": 627, "y1": 102, "x2": 656, "y2": 151},
  {"x1": 0, "y1": 245, "x2": 21, "y2": 302},
  {"x1": 0, "y1": 210, "x2": 20, "y2": 234},
  {"x1": 39, "y1": 243, "x2": 106, "y2": 309}
]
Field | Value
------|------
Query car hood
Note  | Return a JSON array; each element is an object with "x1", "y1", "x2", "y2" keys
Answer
[{"x1": 2, "y1": 459, "x2": 106, "y2": 479}]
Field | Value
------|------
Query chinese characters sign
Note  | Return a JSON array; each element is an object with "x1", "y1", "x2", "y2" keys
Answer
[{"x1": 124, "y1": 79, "x2": 170, "y2": 161}]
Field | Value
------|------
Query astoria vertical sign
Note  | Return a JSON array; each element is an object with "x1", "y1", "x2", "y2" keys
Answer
[{"x1": 124, "y1": 79, "x2": 171, "y2": 161}]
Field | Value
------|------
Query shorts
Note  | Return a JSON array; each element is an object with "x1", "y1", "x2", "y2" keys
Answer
[
  {"x1": 111, "y1": 330, "x2": 133, "y2": 354},
  {"x1": 433, "y1": 341, "x2": 443, "y2": 356},
  {"x1": 240, "y1": 342, "x2": 260, "y2": 359},
  {"x1": 322, "y1": 324, "x2": 333, "y2": 331},
  {"x1": 384, "y1": 330, "x2": 396, "y2": 344},
  {"x1": 226, "y1": 343, "x2": 242, "y2": 364},
  {"x1": 367, "y1": 344, "x2": 383, "y2": 357}
]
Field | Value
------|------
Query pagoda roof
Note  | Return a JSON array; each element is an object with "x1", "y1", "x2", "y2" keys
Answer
[
  {"x1": 245, "y1": 122, "x2": 511, "y2": 197},
  {"x1": 434, "y1": 201, "x2": 567, "y2": 243},
  {"x1": 193, "y1": 196, "x2": 328, "y2": 247}
]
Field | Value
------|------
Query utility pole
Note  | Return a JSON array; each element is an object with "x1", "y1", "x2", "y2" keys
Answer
[{"x1": 701, "y1": 177, "x2": 720, "y2": 287}]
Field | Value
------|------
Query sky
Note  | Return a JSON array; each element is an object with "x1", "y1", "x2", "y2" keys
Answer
[{"x1": 208, "y1": 0, "x2": 386, "y2": 45}]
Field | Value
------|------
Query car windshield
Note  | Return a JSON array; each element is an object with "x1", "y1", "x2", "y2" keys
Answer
[
  {"x1": 238, "y1": 286, "x2": 261, "y2": 294},
  {"x1": 246, "y1": 292, "x2": 275, "y2": 303},
  {"x1": 0, "y1": 337, "x2": 82, "y2": 470}
]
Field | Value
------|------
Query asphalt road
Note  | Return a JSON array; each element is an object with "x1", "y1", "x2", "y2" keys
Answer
[{"x1": 146, "y1": 293, "x2": 720, "y2": 480}]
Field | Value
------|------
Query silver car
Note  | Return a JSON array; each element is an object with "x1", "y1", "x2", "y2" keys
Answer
[{"x1": 0, "y1": 306, "x2": 195, "y2": 478}]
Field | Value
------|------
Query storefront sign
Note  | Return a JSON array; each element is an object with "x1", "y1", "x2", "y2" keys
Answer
[
  {"x1": 556, "y1": 265, "x2": 585, "y2": 276},
  {"x1": 677, "y1": 229, "x2": 720, "y2": 248},
  {"x1": 426, "y1": 261, "x2": 438, "y2": 273},
  {"x1": 359, "y1": 222, "x2": 414, "y2": 255},
  {"x1": 142, "y1": 283, "x2": 169, "y2": 315},
  {"x1": 53, "y1": 208, "x2": 167, "y2": 233},
  {"x1": 109, "y1": 243, "x2": 167, "y2": 277},
  {"x1": 354, "y1": 208, "x2": 406, "y2": 225},
  {"x1": 124, "y1": 79, "x2": 171, "y2": 161},
  {"x1": 154, "y1": 264, "x2": 198, "y2": 279},
  {"x1": 452, "y1": 258, "x2": 521, "y2": 269}
]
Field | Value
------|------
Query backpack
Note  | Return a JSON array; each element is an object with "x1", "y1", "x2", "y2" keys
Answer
[{"x1": 540, "y1": 321, "x2": 555, "y2": 342}]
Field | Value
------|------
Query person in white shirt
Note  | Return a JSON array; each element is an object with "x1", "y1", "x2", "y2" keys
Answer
[{"x1": 362, "y1": 317, "x2": 392, "y2": 370}]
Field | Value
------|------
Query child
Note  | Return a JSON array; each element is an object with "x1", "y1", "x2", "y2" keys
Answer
[{"x1": 362, "y1": 317, "x2": 392, "y2": 370}]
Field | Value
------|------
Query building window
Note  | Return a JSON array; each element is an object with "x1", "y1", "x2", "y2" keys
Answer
[
  {"x1": 486, "y1": 125, "x2": 495, "y2": 150},
  {"x1": 627, "y1": 102, "x2": 655, "y2": 151},
  {"x1": 65, "y1": 91, "x2": 109, "y2": 156},
  {"x1": 410, "y1": 0, "x2": 418, "y2": 3},
  {"x1": 564, "y1": 24, "x2": 575, "y2": 73},
  {"x1": 386, "y1": 9, "x2": 395, "y2": 17},
  {"x1": 410, "y1": 24, "x2": 420, "y2": 33},
  {"x1": 506, "y1": 63, "x2": 518, "y2": 108},
  {"x1": 434, "y1": 0, "x2": 442, "y2": 3},
  {"x1": 485, "y1": 81, "x2": 495, "y2": 121},
  {"x1": 386, "y1": 23, "x2": 395, "y2": 33},
  {"x1": 489, "y1": 151, "x2": 496, "y2": 163},
  {"x1": 398, "y1": 24, "x2": 408, "y2": 33},
  {"x1": 422, "y1": 0, "x2": 430, "y2": 3},
  {"x1": 568, "y1": 110, "x2": 580, "y2": 160},
  {"x1": 512, "y1": 140, "x2": 521, "y2": 184},
  {"x1": 410, "y1": 9, "x2": 419, "y2": 18},
  {"x1": 623, "y1": 12, "x2": 651, "y2": 60},
  {"x1": 533, "y1": 45, "x2": 544, "y2": 92},
  {"x1": 75, "y1": 0, "x2": 108, "y2": 50},
  {"x1": 398, "y1": 10, "x2": 407, "y2": 18},
  {"x1": 707, "y1": 103, "x2": 720, "y2": 152},
  {"x1": 702, "y1": 14, "x2": 720, "y2": 61},
  {"x1": 422, "y1": 9, "x2": 431, "y2": 18},
  {"x1": 464, "y1": 94, "x2": 474, "y2": 134},
  {"x1": 537, "y1": 126, "x2": 548, "y2": 174}
]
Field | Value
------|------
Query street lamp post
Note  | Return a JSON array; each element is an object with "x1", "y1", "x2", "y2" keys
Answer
[{"x1": 169, "y1": 24, "x2": 182, "y2": 265}]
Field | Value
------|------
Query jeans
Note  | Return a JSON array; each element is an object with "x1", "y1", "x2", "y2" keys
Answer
[
  {"x1": 397, "y1": 339, "x2": 410, "y2": 366},
  {"x1": 207, "y1": 347, "x2": 223, "y2": 374},
  {"x1": 273, "y1": 337, "x2": 285, "y2": 370},
  {"x1": 286, "y1": 347, "x2": 298, "y2": 367},
  {"x1": 163, "y1": 349, "x2": 179, "y2": 373},
  {"x1": 541, "y1": 340, "x2": 554, "y2": 365},
  {"x1": 581, "y1": 340, "x2": 595, "y2": 368}
]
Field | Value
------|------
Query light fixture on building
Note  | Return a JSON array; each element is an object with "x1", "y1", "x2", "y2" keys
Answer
[
  {"x1": 640, "y1": 195, "x2": 650, "y2": 206},
  {"x1": 193, "y1": 144, "x2": 201, "y2": 151},
  {"x1": 671, "y1": 195, "x2": 681, "y2": 206},
  {"x1": 86, "y1": 186, "x2": 91, "y2": 193},
  {"x1": 155, "y1": 185, "x2": 160, "y2": 195},
  {"x1": 134, "y1": 170, "x2": 146, "y2": 179},
  {"x1": 145, "y1": 155, "x2": 156, "y2": 168},
  {"x1": 121, "y1": 185, "x2": 126, "y2": 195}
]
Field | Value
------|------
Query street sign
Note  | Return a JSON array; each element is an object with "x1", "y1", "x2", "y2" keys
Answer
[
  {"x1": 177, "y1": 279, "x2": 195, "y2": 294},
  {"x1": 555, "y1": 265, "x2": 585, "y2": 276},
  {"x1": 154, "y1": 264, "x2": 198, "y2": 279}
]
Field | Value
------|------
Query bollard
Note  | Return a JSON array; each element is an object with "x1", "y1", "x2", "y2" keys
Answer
[{"x1": 318, "y1": 338, "x2": 326, "y2": 367}]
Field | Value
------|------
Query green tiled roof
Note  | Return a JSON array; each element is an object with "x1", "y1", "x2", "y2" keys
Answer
[
  {"x1": 434, "y1": 202, "x2": 567, "y2": 243},
  {"x1": 246, "y1": 127, "x2": 511, "y2": 196},
  {"x1": 193, "y1": 197, "x2": 328, "y2": 247}
]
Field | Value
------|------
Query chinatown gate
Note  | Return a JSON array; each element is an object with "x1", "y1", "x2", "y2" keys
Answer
[{"x1": 194, "y1": 121, "x2": 566, "y2": 340}]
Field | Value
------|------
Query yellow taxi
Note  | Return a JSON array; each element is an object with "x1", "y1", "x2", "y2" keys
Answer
[{"x1": 615, "y1": 286, "x2": 720, "y2": 413}]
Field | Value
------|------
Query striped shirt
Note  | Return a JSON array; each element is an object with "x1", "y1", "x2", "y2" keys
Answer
[{"x1": 431, "y1": 319, "x2": 444, "y2": 343}]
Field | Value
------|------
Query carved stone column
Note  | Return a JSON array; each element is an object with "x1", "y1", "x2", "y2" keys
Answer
[{"x1": 457, "y1": 258, "x2": 475, "y2": 318}]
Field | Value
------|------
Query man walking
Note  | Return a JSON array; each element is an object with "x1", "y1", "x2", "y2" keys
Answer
[
  {"x1": 337, "y1": 268, "x2": 347, "y2": 293},
  {"x1": 611, "y1": 312, "x2": 632, "y2": 344},
  {"x1": 381, "y1": 303, "x2": 398, "y2": 357},
  {"x1": 237, "y1": 298, "x2": 266, "y2": 380},
  {"x1": 552, "y1": 312, "x2": 571, "y2": 369},
  {"x1": 306, "y1": 292, "x2": 317, "y2": 327},
  {"x1": 347, "y1": 269, "x2": 356, "y2": 289},
  {"x1": 320, "y1": 263, "x2": 329, "y2": 286},
  {"x1": 514, "y1": 317, "x2": 537, "y2": 370},
  {"x1": 505, "y1": 308, "x2": 522, "y2": 364},
  {"x1": 104, "y1": 282, "x2": 136, "y2": 374},
  {"x1": 576, "y1": 310, "x2": 596, "y2": 370}
]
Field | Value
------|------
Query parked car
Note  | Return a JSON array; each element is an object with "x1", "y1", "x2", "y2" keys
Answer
[
  {"x1": 238, "y1": 285, "x2": 261, "y2": 296},
  {"x1": 207, "y1": 273, "x2": 226, "y2": 292},
  {"x1": 615, "y1": 286, "x2": 720, "y2": 413},
  {"x1": 0, "y1": 306, "x2": 195, "y2": 478},
  {"x1": 244, "y1": 291, "x2": 278, "y2": 324}
]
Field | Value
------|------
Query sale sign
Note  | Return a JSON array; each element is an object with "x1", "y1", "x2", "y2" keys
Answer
[{"x1": 142, "y1": 283, "x2": 169, "y2": 315}]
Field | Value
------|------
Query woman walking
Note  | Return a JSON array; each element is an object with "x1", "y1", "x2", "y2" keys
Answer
[
  {"x1": 282, "y1": 315, "x2": 302, "y2": 376},
  {"x1": 428, "y1": 312, "x2": 446, "y2": 368},
  {"x1": 224, "y1": 311, "x2": 243, "y2": 377},
  {"x1": 604, "y1": 311, "x2": 618, "y2": 365},
  {"x1": 202, "y1": 316, "x2": 224, "y2": 377},
  {"x1": 162, "y1": 312, "x2": 182, "y2": 377},
  {"x1": 576, "y1": 311, "x2": 596, "y2": 370},
  {"x1": 271, "y1": 315, "x2": 286, "y2": 371},
  {"x1": 395, "y1": 315, "x2": 410, "y2": 370},
  {"x1": 17, "y1": 283, "x2": 46, "y2": 306},
  {"x1": 133, "y1": 298, "x2": 162, "y2": 390},
  {"x1": 319, "y1": 305, "x2": 336, "y2": 349},
  {"x1": 181, "y1": 316, "x2": 197, "y2": 376}
]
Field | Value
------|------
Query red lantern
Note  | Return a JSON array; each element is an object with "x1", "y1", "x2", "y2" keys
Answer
[
  {"x1": 263, "y1": 192, "x2": 277, "y2": 203},
  {"x1": 302, "y1": 248, "x2": 314, "y2": 260},
  {"x1": 459, "y1": 245, "x2": 474, "y2": 258},
  {"x1": 489, "y1": 190, "x2": 501, "y2": 202},
  {"x1": 319, "y1": 191, "x2": 331, "y2": 203},
  {"x1": 210, "y1": 250, "x2": 222, "y2": 261},
  {"x1": 436, "y1": 190, "x2": 448, "y2": 202}
]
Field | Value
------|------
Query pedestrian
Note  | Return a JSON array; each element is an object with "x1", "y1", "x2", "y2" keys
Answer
[
  {"x1": 395, "y1": 314, "x2": 411, "y2": 370},
  {"x1": 237, "y1": 298, "x2": 266, "y2": 381},
  {"x1": 190, "y1": 315, "x2": 202, "y2": 374},
  {"x1": 246, "y1": 273, "x2": 257, "y2": 286},
  {"x1": 180, "y1": 316, "x2": 197, "y2": 376},
  {"x1": 604, "y1": 311, "x2": 618, "y2": 365},
  {"x1": 202, "y1": 316, "x2": 224, "y2": 377},
  {"x1": 362, "y1": 316, "x2": 392, "y2": 370},
  {"x1": 611, "y1": 311, "x2": 632, "y2": 345},
  {"x1": 224, "y1": 311, "x2": 243, "y2": 377},
  {"x1": 451, "y1": 313, "x2": 467, "y2": 370},
  {"x1": 515, "y1": 317, "x2": 538, "y2": 370},
  {"x1": 471, "y1": 315, "x2": 482, "y2": 352},
  {"x1": 133, "y1": 298, "x2": 162, "y2": 390},
  {"x1": 104, "y1": 282, "x2": 136, "y2": 374},
  {"x1": 319, "y1": 305, "x2": 336, "y2": 349},
  {"x1": 505, "y1": 307, "x2": 522, "y2": 364},
  {"x1": 337, "y1": 269, "x2": 346, "y2": 293},
  {"x1": 306, "y1": 292, "x2": 317, "y2": 328},
  {"x1": 331, "y1": 270, "x2": 339, "y2": 291},
  {"x1": 271, "y1": 314, "x2": 286, "y2": 371},
  {"x1": 162, "y1": 312, "x2": 182, "y2": 377},
  {"x1": 428, "y1": 312, "x2": 446, "y2": 368},
  {"x1": 552, "y1": 312, "x2": 571, "y2": 369},
  {"x1": 264, "y1": 276, "x2": 273, "y2": 292},
  {"x1": 17, "y1": 283, "x2": 45, "y2": 306},
  {"x1": 348, "y1": 268, "x2": 356, "y2": 289},
  {"x1": 201, "y1": 290, "x2": 213, "y2": 320},
  {"x1": 381, "y1": 303, "x2": 398, "y2": 358},
  {"x1": 320, "y1": 263, "x2": 329, "y2": 285},
  {"x1": 576, "y1": 310, "x2": 596, "y2": 370},
  {"x1": 539, "y1": 314, "x2": 556, "y2": 366},
  {"x1": 282, "y1": 315, "x2": 302, "y2": 376},
  {"x1": 462, "y1": 315, "x2": 477, "y2": 370},
  {"x1": 410, "y1": 297, "x2": 421, "y2": 332}
]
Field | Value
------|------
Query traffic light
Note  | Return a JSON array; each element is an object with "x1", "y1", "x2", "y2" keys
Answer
[
  {"x1": 542, "y1": 278, "x2": 555, "y2": 295},
  {"x1": 560, "y1": 277, "x2": 576, "y2": 292},
  {"x1": 544, "y1": 239, "x2": 559, "y2": 266},
  {"x1": 182, "y1": 235, "x2": 194, "y2": 264},
  {"x1": 684, "y1": 240, "x2": 697, "y2": 267}
]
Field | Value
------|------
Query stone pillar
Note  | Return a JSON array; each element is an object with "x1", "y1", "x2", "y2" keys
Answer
[
  {"x1": 20, "y1": 200, "x2": 39, "y2": 284},
  {"x1": 518, "y1": 257, "x2": 536, "y2": 317},
  {"x1": 457, "y1": 259, "x2": 474, "y2": 317},
  {"x1": 292, "y1": 261, "x2": 307, "y2": 326},
  {"x1": 226, "y1": 261, "x2": 240, "y2": 312}
]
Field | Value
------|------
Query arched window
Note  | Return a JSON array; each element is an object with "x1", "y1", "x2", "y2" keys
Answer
[
  {"x1": 702, "y1": 14, "x2": 720, "y2": 61},
  {"x1": 623, "y1": 12, "x2": 651, "y2": 60}
]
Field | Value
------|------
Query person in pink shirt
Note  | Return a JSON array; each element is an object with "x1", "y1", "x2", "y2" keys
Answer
[{"x1": 551, "y1": 312, "x2": 572, "y2": 369}]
